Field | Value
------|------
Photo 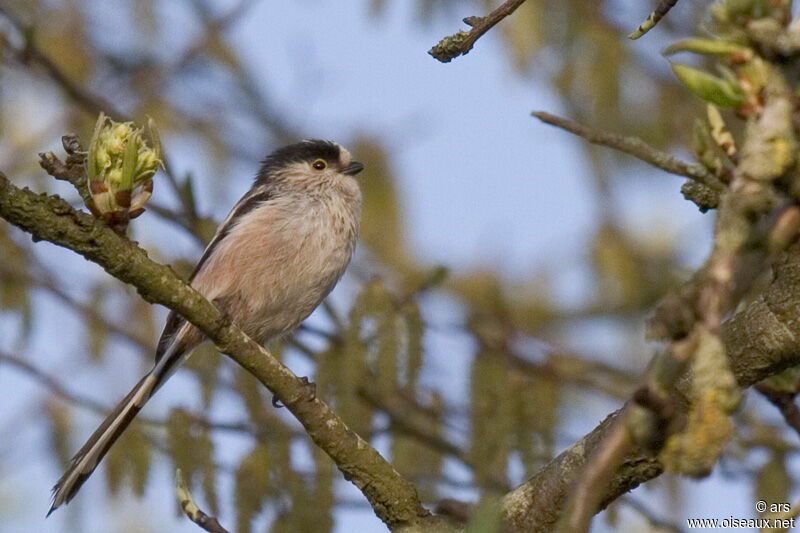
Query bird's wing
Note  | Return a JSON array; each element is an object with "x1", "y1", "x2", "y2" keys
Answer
[{"x1": 154, "y1": 187, "x2": 273, "y2": 362}]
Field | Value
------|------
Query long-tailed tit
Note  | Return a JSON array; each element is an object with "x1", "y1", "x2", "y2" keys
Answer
[{"x1": 49, "y1": 139, "x2": 364, "y2": 513}]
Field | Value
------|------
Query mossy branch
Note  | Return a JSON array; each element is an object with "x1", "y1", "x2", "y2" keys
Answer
[
  {"x1": 0, "y1": 173, "x2": 428, "y2": 529},
  {"x1": 428, "y1": 0, "x2": 527, "y2": 62},
  {"x1": 501, "y1": 238, "x2": 800, "y2": 532}
]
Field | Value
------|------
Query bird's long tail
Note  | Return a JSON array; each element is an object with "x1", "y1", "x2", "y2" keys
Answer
[{"x1": 48, "y1": 343, "x2": 187, "y2": 515}]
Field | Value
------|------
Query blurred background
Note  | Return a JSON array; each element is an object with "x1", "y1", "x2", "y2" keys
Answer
[{"x1": 0, "y1": 1, "x2": 793, "y2": 532}]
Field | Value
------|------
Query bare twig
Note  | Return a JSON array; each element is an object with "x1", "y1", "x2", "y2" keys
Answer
[
  {"x1": 176, "y1": 469, "x2": 231, "y2": 533},
  {"x1": 532, "y1": 111, "x2": 722, "y2": 190},
  {"x1": 38, "y1": 135, "x2": 96, "y2": 210},
  {"x1": 429, "y1": 0, "x2": 527, "y2": 62},
  {"x1": 629, "y1": 1, "x2": 681, "y2": 40}
]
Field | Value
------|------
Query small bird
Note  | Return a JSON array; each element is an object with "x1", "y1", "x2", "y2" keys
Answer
[{"x1": 49, "y1": 139, "x2": 364, "y2": 514}]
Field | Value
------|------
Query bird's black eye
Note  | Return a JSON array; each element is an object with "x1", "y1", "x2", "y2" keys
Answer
[{"x1": 312, "y1": 159, "x2": 327, "y2": 171}]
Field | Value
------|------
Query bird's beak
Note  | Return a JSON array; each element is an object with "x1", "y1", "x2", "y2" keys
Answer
[{"x1": 342, "y1": 161, "x2": 364, "y2": 176}]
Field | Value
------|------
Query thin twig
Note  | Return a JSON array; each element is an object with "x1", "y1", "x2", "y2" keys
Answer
[
  {"x1": 532, "y1": 110, "x2": 722, "y2": 189},
  {"x1": 429, "y1": 0, "x2": 527, "y2": 62},
  {"x1": 176, "y1": 469, "x2": 231, "y2": 533},
  {"x1": 629, "y1": 0, "x2": 681, "y2": 40}
]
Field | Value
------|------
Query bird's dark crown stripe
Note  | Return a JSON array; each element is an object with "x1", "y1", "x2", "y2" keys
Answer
[{"x1": 256, "y1": 139, "x2": 341, "y2": 185}]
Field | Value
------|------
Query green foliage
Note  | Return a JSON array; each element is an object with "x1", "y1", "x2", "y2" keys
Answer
[
  {"x1": 390, "y1": 393, "x2": 444, "y2": 502},
  {"x1": 184, "y1": 343, "x2": 222, "y2": 409},
  {"x1": 351, "y1": 140, "x2": 412, "y2": 274},
  {"x1": 0, "y1": 223, "x2": 31, "y2": 331},
  {"x1": 44, "y1": 400, "x2": 72, "y2": 468},
  {"x1": 465, "y1": 496, "x2": 504, "y2": 533},
  {"x1": 126, "y1": 294, "x2": 156, "y2": 348},
  {"x1": 234, "y1": 444, "x2": 271, "y2": 533},
  {"x1": 86, "y1": 113, "x2": 161, "y2": 223},
  {"x1": 670, "y1": 63, "x2": 746, "y2": 108},
  {"x1": 235, "y1": 365, "x2": 271, "y2": 427},
  {"x1": 403, "y1": 302, "x2": 424, "y2": 388},
  {"x1": 104, "y1": 422, "x2": 151, "y2": 497},
  {"x1": 85, "y1": 285, "x2": 108, "y2": 363},
  {"x1": 338, "y1": 284, "x2": 377, "y2": 436},
  {"x1": 497, "y1": 1, "x2": 544, "y2": 69},
  {"x1": 591, "y1": 224, "x2": 648, "y2": 307},
  {"x1": 166, "y1": 408, "x2": 218, "y2": 514},
  {"x1": 469, "y1": 348, "x2": 514, "y2": 489},
  {"x1": 663, "y1": 38, "x2": 750, "y2": 56},
  {"x1": 270, "y1": 474, "x2": 333, "y2": 533},
  {"x1": 513, "y1": 372, "x2": 559, "y2": 477},
  {"x1": 754, "y1": 452, "x2": 790, "y2": 523},
  {"x1": 337, "y1": 280, "x2": 430, "y2": 438}
]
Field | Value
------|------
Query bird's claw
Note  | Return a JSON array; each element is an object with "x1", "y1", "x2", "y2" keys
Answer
[{"x1": 271, "y1": 376, "x2": 316, "y2": 408}]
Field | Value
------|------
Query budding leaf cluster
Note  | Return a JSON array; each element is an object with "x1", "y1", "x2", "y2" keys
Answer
[{"x1": 86, "y1": 113, "x2": 162, "y2": 226}]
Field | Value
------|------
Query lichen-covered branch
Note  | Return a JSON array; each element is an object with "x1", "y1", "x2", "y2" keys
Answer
[
  {"x1": 0, "y1": 173, "x2": 429, "y2": 529},
  {"x1": 501, "y1": 238, "x2": 800, "y2": 532},
  {"x1": 428, "y1": 0, "x2": 527, "y2": 62}
]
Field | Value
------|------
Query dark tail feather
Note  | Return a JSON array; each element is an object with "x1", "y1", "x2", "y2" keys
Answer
[{"x1": 48, "y1": 372, "x2": 157, "y2": 515}]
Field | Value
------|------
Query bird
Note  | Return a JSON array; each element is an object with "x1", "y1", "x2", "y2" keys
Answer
[{"x1": 48, "y1": 139, "x2": 364, "y2": 514}]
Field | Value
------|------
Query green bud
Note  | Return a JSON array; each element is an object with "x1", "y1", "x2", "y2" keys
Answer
[
  {"x1": 107, "y1": 168, "x2": 123, "y2": 189},
  {"x1": 107, "y1": 132, "x2": 126, "y2": 155},
  {"x1": 86, "y1": 112, "x2": 162, "y2": 223},
  {"x1": 670, "y1": 63, "x2": 746, "y2": 108},
  {"x1": 663, "y1": 39, "x2": 750, "y2": 57},
  {"x1": 111, "y1": 122, "x2": 131, "y2": 138},
  {"x1": 95, "y1": 148, "x2": 111, "y2": 171}
]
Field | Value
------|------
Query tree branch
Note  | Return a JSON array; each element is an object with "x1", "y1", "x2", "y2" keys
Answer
[
  {"x1": 501, "y1": 238, "x2": 800, "y2": 531},
  {"x1": 531, "y1": 111, "x2": 722, "y2": 192},
  {"x1": 0, "y1": 173, "x2": 429, "y2": 529},
  {"x1": 176, "y1": 469, "x2": 231, "y2": 533},
  {"x1": 428, "y1": 0, "x2": 527, "y2": 63}
]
